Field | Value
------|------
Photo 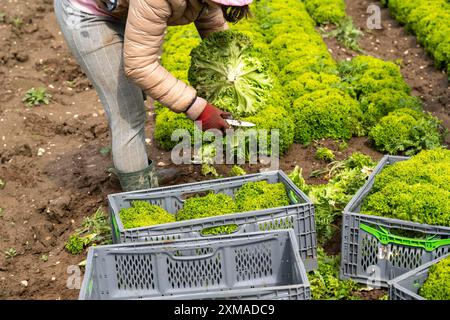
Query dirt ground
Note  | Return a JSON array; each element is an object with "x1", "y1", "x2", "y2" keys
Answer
[{"x1": 0, "y1": 0, "x2": 447, "y2": 300}]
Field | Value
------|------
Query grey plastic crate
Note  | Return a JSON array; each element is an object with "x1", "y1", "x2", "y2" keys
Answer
[
  {"x1": 388, "y1": 253, "x2": 450, "y2": 300},
  {"x1": 108, "y1": 170, "x2": 318, "y2": 271},
  {"x1": 79, "y1": 230, "x2": 311, "y2": 300},
  {"x1": 340, "y1": 155, "x2": 450, "y2": 287}
]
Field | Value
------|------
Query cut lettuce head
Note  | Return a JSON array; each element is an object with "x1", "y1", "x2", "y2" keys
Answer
[{"x1": 188, "y1": 30, "x2": 273, "y2": 116}]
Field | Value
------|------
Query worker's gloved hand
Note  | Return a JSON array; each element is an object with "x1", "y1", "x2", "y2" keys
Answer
[{"x1": 195, "y1": 103, "x2": 231, "y2": 133}]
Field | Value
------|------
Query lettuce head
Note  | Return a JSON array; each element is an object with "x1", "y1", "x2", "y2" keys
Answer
[{"x1": 188, "y1": 30, "x2": 273, "y2": 116}]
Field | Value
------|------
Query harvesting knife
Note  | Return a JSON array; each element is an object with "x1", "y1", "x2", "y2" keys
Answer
[{"x1": 225, "y1": 117, "x2": 256, "y2": 128}]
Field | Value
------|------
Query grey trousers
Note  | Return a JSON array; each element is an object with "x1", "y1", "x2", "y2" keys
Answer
[{"x1": 54, "y1": 0, "x2": 149, "y2": 173}]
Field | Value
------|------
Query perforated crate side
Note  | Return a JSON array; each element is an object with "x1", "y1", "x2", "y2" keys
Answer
[
  {"x1": 340, "y1": 156, "x2": 450, "y2": 287},
  {"x1": 108, "y1": 170, "x2": 318, "y2": 271},
  {"x1": 79, "y1": 230, "x2": 310, "y2": 300},
  {"x1": 388, "y1": 254, "x2": 450, "y2": 300}
]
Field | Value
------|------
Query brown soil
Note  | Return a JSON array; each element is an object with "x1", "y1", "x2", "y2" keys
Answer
[
  {"x1": 353, "y1": 288, "x2": 387, "y2": 300},
  {"x1": 0, "y1": 0, "x2": 446, "y2": 300}
]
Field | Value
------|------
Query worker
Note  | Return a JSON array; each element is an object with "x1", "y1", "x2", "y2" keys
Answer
[{"x1": 54, "y1": 0, "x2": 251, "y2": 191}]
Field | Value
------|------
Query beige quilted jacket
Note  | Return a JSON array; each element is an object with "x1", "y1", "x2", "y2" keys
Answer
[{"x1": 96, "y1": 0, "x2": 229, "y2": 119}]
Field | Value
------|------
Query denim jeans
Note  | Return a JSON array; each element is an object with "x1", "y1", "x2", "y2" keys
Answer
[{"x1": 54, "y1": 0, "x2": 149, "y2": 173}]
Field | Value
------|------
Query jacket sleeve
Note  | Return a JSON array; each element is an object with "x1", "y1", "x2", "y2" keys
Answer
[
  {"x1": 123, "y1": 0, "x2": 206, "y2": 120},
  {"x1": 195, "y1": 3, "x2": 229, "y2": 39}
]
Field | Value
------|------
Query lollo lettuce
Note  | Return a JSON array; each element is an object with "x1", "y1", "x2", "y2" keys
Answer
[
  {"x1": 119, "y1": 201, "x2": 175, "y2": 229},
  {"x1": 419, "y1": 255, "x2": 450, "y2": 300},
  {"x1": 188, "y1": 30, "x2": 273, "y2": 117}
]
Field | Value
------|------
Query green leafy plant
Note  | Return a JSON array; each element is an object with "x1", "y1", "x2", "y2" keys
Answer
[
  {"x1": 65, "y1": 235, "x2": 89, "y2": 255},
  {"x1": 201, "y1": 164, "x2": 219, "y2": 178},
  {"x1": 378, "y1": 294, "x2": 389, "y2": 300},
  {"x1": 40, "y1": 254, "x2": 48, "y2": 262},
  {"x1": 154, "y1": 107, "x2": 195, "y2": 151},
  {"x1": 176, "y1": 193, "x2": 238, "y2": 235},
  {"x1": 322, "y1": 17, "x2": 363, "y2": 51},
  {"x1": 242, "y1": 105, "x2": 295, "y2": 155},
  {"x1": 304, "y1": 0, "x2": 346, "y2": 25},
  {"x1": 161, "y1": 24, "x2": 201, "y2": 82},
  {"x1": 283, "y1": 72, "x2": 342, "y2": 101},
  {"x1": 155, "y1": 0, "x2": 357, "y2": 153},
  {"x1": 419, "y1": 256, "x2": 450, "y2": 300},
  {"x1": 234, "y1": 181, "x2": 290, "y2": 212},
  {"x1": 11, "y1": 17, "x2": 22, "y2": 29},
  {"x1": 338, "y1": 140, "x2": 348, "y2": 151},
  {"x1": 174, "y1": 181, "x2": 291, "y2": 234},
  {"x1": 65, "y1": 208, "x2": 112, "y2": 255},
  {"x1": 362, "y1": 182, "x2": 450, "y2": 226},
  {"x1": 315, "y1": 147, "x2": 336, "y2": 162},
  {"x1": 370, "y1": 148, "x2": 450, "y2": 192},
  {"x1": 119, "y1": 201, "x2": 175, "y2": 229},
  {"x1": 288, "y1": 166, "x2": 310, "y2": 194},
  {"x1": 360, "y1": 88, "x2": 422, "y2": 127},
  {"x1": 292, "y1": 152, "x2": 375, "y2": 244},
  {"x1": 0, "y1": 12, "x2": 6, "y2": 23},
  {"x1": 5, "y1": 248, "x2": 17, "y2": 259},
  {"x1": 309, "y1": 248, "x2": 360, "y2": 300},
  {"x1": 196, "y1": 143, "x2": 217, "y2": 165},
  {"x1": 66, "y1": 80, "x2": 76, "y2": 88},
  {"x1": 369, "y1": 108, "x2": 445, "y2": 156},
  {"x1": 99, "y1": 146, "x2": 111, "y2": 156},
  {"x1": 229, "y1": 165, "x2": 246, "y2": 176},
  {"x1": 338, "y1": 55, "x2": 411, "y2": 98},
  {"x1": 337, "y1": 56, "x2": 445, "y2": 156},
  {"x1": 0, "y1": 178, "x2": 5, "y2": 189},
  {"x1": 292, "y1": 88, "x2": 364, "y2": 144},
  {"x1": 22, "y1": 88, "x2": 52, "y2": 108},
  {"x1": 189, "y1": 30, "x2": 273, "y2": 116},
  {"x1": 361, "y1": 149, "x2": 450, "y2": 227}
]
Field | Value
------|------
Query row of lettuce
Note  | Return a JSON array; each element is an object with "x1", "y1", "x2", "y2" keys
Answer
[
  {"x1": 303, "y1": 0, "x2": 346, "y2": 24},
  {"x1": 380, "y1": 0, "x2": 450, "y2": 75},
  {"x1": 155, "y1": 0, "x2": 446, "y2": 156}
]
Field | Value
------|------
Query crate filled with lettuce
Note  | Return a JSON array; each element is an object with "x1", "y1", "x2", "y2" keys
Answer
[
  {"x1": 340, "y1": 149, "x2": 450, "y2": 287},
  {"x1": 389, "y1": 253, "x2": 450, "y2": 300},
  {"x1": 108, "y1": 170, "x2": 318, "y2": 271}
]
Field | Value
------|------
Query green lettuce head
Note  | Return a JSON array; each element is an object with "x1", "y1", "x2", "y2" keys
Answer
[{"x1": 188, "y1": 30, "x2": 273, "y2": 116}]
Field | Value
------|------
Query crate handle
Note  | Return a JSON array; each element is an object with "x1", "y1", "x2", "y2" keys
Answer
[
  {"x1": 200, "y1": 224, "x2": 240, "y2": 237},
  {"x1": 111, "y1": 213, "x2": 121, "y2": 242},
  {"x1": 123, "y1": 195, "x2": 186, "y2": 204},
  {"x1": 288, "y1": 190, "x2": 299, "y2": 204},
  {"x1": 360, "y1": 223, "x2": 450, "y2": 252},
  {"x1": 168, "y1": 249, "x2": 218, "y2": 261}
]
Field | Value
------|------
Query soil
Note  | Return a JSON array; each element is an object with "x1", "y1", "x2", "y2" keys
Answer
[{"x1": 0, "y1": 0, "x2": 447, "y2": 300}]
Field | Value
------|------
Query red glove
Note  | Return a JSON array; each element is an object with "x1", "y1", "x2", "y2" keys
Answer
[{"x1": 195, "y1": 103, "x2": 231, "y2": 133}]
